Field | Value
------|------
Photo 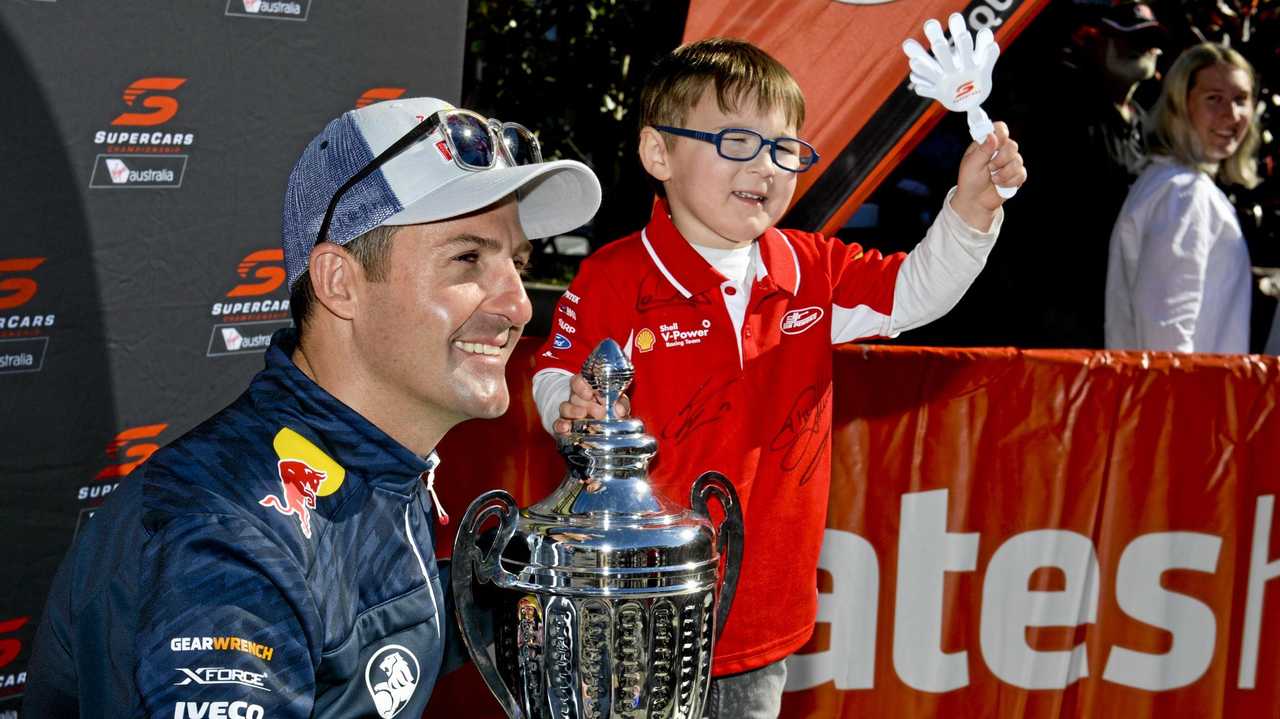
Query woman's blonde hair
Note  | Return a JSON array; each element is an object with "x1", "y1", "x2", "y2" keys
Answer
[{"x1": 1147, "y1": 43, "x2": 1260, "y2": 188}]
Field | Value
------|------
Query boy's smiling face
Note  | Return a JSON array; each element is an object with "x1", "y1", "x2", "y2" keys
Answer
[{"x1": 650, "y1": 87, "x2": 800, "y2": 249}]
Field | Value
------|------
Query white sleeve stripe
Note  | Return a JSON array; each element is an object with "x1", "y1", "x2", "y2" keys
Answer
[
  {"x1": 778, "y1": 228, "x2": 802, "y2": 292},
  {"x1": 641, "y1": 229, "x2": 692, "y2": 299},
  {"x1": 831, "y1": 302, "x2": 894, "y2": 344}
]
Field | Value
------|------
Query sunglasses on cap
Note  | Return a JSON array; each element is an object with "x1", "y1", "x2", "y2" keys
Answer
[{"x1": 316, "y1": 109, "x2": 543, "y2": 247}]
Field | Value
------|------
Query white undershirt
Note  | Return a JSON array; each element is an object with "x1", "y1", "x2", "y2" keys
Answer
[{"x1": 689, "y1": 242, "x2": 755, "y2": 349}]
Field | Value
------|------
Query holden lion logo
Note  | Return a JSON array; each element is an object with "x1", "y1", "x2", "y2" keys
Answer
[
  {"x1": 365, "y1": 645, "x2": 420, "y2": 718},
  {"x1": 780, "y1": 306, "x2": 824, "y2": 335}
]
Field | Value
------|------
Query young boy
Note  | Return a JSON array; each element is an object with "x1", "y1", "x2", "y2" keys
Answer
[{"x1": 532, "y1": 38, "x2": 1025, "y2": 717}]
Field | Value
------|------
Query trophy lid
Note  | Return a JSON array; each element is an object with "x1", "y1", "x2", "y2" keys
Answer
[
  {"x1": 556, "y1": 338, "x2": 658, "y2": 486},
  {"x1": 499, "y1": 339, "x2": 722, "y2": 596}
]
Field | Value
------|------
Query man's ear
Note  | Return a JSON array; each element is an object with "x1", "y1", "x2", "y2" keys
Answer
[
  {"x1": 307, "y1": 243, "x2": 360, "y2": 321},
  {"x1": 638, "y1": 126, "x2": 673, "y2": 183}
]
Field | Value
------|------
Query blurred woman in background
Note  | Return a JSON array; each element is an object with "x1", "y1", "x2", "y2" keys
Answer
[{"x1": 1105, "y1": 42, "x2": 1261, "y2": 353}]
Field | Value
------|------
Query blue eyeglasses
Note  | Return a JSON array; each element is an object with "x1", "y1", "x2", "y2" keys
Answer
[{"x1": 653, "y1": 125, "x2": 820, "y2": 172}]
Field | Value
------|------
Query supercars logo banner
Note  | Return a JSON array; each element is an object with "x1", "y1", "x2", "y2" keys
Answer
[
  {"x1": 112, "y1": 77, "x2": 186, "y2": 126},
  {"x1": 95, "y1": 424, "x2": 170, "y2": 481},
  {"x1": 88, "y1": 155, "x2": 186, "y2": 188},
  {"x1": 0, "y1": 616, "x2": 28, "y2": 700},
  {"x1": 227, "y1": 250, "x2": 286, "y2": 298},
  {"x1": 0, "y1": 257, "x2": 56, "y2": 372},
  {"x1": 207, "y1": 250, "x2": 291, "y2": 357},
  {"x1": 356, "y1": 87, "x2": 407, "y2": 108},
  {"x1": 92, "y1": 76, "x2": 195, "y2": 189},
  {"x1": 80, "y1": 422, "x2": 170, "y2": 504},
  {"x1": 212, "y1": 250, "x2": 290, "y2": 320},
  {"x1": 0, "y1": 258, "x2": 43, "y2": 311},
  {"x1": 226, "y1": 0, "x2": 312, "y2": 21}
]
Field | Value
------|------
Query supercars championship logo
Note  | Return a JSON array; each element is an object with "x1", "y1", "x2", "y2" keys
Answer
[
  {"x1": 89, "y1": 76, "x2": 194, "y2": 189},
  {"x1": 0, "y1": 616, "x2": 28, "y2": 701},
  {"x1": 0, "y1": 257, "x2": 57, "y2": 373},
  {"x1": 208, "y1": 249, "x2": 292, "y2": 357},
  {"x1": 76, "y1": 423, "x2": 170, "y2": 536},
  {"x1": 226, "y1": 0, "x2": 312, "y2": 21},
  {"x1": 356, "y1": 87, "x2": 406, "y2": 109}
]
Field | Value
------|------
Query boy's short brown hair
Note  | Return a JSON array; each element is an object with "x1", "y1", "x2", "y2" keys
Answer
[{"x1": 640, "y1": 37, "x2": 806, "y2": 136}]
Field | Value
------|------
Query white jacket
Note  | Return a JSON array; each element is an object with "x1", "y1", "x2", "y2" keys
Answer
[{"x1": 1105, "y1": 157, "x2": 1251, "y2": 353}]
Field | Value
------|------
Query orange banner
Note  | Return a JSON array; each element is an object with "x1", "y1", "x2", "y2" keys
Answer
[
  {"x1": 428, "y1": 342, "x2": 1280, "y2": 718},
  {"x1": 682, "y1": 0, "x2": 1047, "y2": 235}
]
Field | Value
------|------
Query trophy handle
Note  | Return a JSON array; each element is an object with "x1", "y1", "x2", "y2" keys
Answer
[
  {"x1": 452, "y1": 489, "x2": 524, "y2": 719},
  {"x1": 690, "y1": 471, "x2": 743, "y2": 642}
]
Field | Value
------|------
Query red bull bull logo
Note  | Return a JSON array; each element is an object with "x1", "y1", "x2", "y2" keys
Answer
[
  {"x1": 260, "y1": 427, "x2": 346, "y2": 538},
  {"x1": 259, "y1": 459, "x2": 326, "y2": 538}
]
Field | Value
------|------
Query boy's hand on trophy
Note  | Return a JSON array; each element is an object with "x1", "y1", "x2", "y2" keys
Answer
[
  {"x1": 555, "y1": 374, "x2": 631, "y2": 435},
  {"x1": 952, "y1": 120, "x2": 1026, "y2": 229}
]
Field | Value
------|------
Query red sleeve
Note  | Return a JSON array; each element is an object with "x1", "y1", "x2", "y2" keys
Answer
[
  {"x1": 822, "y1": 233, "x2": 906, "y2": 315},
  {"x1": 532, "y1": 253, "x2": 624, "y2": 375}
]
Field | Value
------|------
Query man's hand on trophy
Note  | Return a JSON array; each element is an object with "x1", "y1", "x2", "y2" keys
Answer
[
  {"x1": 952, "y1": 120, "x2": 1026, "y2": 228},
  {"x1": 554, "y1": 374, "x2": 631, "y2": 435}
]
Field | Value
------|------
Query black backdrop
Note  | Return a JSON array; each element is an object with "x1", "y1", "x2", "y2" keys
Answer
[{"x1": 0, "y1": 1, "x2": 466, "y2": 712}]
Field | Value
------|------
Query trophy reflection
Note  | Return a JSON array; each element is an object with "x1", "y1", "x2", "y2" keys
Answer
[{"x1": 452, "y1": 338, "x2": 743, "y2": 719}]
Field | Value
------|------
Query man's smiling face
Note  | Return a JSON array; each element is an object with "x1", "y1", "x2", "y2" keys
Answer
[{"x1": 353, "y1": 195, "x2": 533, "y2": 426}]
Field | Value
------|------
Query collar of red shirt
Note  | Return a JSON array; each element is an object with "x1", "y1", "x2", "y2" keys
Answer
[{"x1": 639, "y1": 198, "x2": 801, "y2": 299}]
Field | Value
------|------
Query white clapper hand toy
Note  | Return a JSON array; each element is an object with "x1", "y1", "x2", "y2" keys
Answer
[{"x1": 902, "y1": 13, "x2": 1017, "y2": 199}]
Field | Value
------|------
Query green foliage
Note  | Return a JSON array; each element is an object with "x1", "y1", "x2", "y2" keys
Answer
[{"x1": 463, "y1": 0, "x2": 689, "y2": 281}]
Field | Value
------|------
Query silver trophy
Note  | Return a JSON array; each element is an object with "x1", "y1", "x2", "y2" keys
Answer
[{"x1": 452, "y1": 338, "x2": 743, "y2": 719}]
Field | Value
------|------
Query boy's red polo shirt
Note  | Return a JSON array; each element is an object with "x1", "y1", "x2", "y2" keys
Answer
[{"x1": 533, "y1": 199, "x2": 905, "y2": 675}]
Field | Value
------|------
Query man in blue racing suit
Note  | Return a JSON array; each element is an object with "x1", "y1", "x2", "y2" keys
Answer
[{"x1": 24, "y1": 97, "x2": 601, "y2": 718}]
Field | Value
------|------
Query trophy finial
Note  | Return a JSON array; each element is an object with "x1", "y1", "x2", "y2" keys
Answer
[{"x1": 581, "y1": 338, "x2": 633, "y2": 421}]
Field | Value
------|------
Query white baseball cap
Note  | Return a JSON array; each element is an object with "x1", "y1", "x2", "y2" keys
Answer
[{"x1": 282, "y1": 97, "x2": 602, "y2": 290}]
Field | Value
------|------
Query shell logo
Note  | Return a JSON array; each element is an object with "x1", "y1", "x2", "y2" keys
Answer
[{"x1": 636, "y1": 328, "x2": 657, "y2": 353}]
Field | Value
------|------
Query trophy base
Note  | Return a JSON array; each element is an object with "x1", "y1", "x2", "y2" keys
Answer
[{"x1": 492, "y1": 590, "x2": 716, "y2": 719}]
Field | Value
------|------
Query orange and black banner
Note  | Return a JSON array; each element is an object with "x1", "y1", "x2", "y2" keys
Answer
[
  {"x1": 683, "y1": 0, "x2": 1049, "y2": 235},
  {"x1": 430, "y1": 341, "x2": 1280, "y2": 718}
]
